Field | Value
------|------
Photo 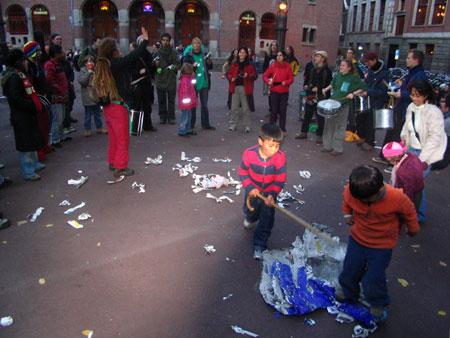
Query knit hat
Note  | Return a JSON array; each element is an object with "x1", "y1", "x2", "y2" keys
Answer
[
  {"x1": 382, "y1": 142, "x2": 406, "y2": 158},
  {"x1": 314, "y1": 50, "x2": 328, "y2": 60},
  {"x1": 364, "y1": 52, "x2": 378, "y2": 61},
  {"x1": 23, "y1": 41, "x2": 40, "y2": 58}
]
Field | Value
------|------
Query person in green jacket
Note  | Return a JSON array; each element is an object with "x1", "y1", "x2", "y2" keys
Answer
[
  {"x1": 154, "y1": 33, "x2": 180, "y2": 124},
  {"x1": 322, "y1": 59, "x2": 367, "y2": 155}
]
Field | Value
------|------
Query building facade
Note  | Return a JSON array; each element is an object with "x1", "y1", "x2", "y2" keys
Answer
[
  {"x1": 1, "y1": 0, "x2": 342, "y2": 67},
  {"x1": 342, "y1": 0, "x2": 450, "y2": 73}
]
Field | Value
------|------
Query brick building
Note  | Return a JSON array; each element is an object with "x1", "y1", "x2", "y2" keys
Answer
[
  {"x1": 343, "y1": 0, "x2": 450, "y2": 73},
  {"x1": 1, "y1": 0, "x2": 342, "y2": 66}
]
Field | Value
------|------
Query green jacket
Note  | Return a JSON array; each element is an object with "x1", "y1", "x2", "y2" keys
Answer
[
  {"x1": 183, "y1": 44, "x2": 212, "y2": 91},
  {"x1": 331, "y1": 72, "x2": 367, "y2": 105},
  {"x1": 155, "y1": 46, "x2": 180, "y2": 90}
]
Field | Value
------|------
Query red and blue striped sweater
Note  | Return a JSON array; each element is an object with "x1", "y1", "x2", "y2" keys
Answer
[{"x1": 238, "y1": 145, "x2": 287, "y2": 198}]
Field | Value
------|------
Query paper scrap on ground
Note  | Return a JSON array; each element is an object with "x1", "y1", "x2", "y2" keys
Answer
[
  {"x1": 67, "y1": 220, "x2": 84, "y2": 229},
  {"x1": 38, "y1": 278, "x2": 46, "y2": 285},
  {"x1": 206, "y1": 193, "x2": 234, "y2": 203},
  {"x1": 78, "y1": 213, "x2": 91, "y2": 221},
  {"x1": 438, "y1": 310, "x2": 446, "y2": 316},
  {"x1": 131, "y1": 182, "x2": 146, "y2": 193},
  {"x1": 181, "y1": 151, "x2": 201, "y2": 163},
  {"x1": 145, "y1": 154, "x2": 163, "y2": 165},
  {"x1": 67, "y1": 176, "x2": 89, "y2": 188},
  {"x1": 212, "y1": 157, "x2": 232, "y2": 163},
  {"x1": 172, "y1": 163, "x2": 198, "y2": 177},
  {"x1": 82, "y1": 329, "x2": 94, "y2": 338},
  {"x1": 59, "y1": 200, "x2": 71, "y2": 206},
  {"x1": 304, "y1": 318, "x2": 316, "y2": 326},
  {"x1": 277, "y1": 190, "x2": 305, "y2": 208},
  {"x1": 106, "y1": 175, "x2": 125, "y2": 184},
  {"x1": 29, "y1": 207, "x2": 44, "y2": 223},
  {"x1": 45, "y1": 224, "x2": 54, "y2": 228},
  {"x1": 222, "y1": 293, "x2": 233, "y2": 301},
  {"x1": 397, "y1": 278, "x2": 409, "y2": 287},
  {"x1": 231, "y1": 325, "x2": 259, "y2": 337},
  {"x1": 439, "y1": 261, "x2": 447, "y2": 267},
  {"x1": 299, "y1": 170, "x2": 311, "y2": 179},
  {"x1": 203, "y1": 244, "x2": 216, "y2": 254},
  {"x1": 17, "y1": 220, "x2": 28, "y2": 226},
  {"x1": 191, "y1": 174, "x2": 241, "y2": 194},
  {"x1": 0, "y1": 316, "x2": 13, "y2": 328},
  {"x1": 293, "y1": 184, "x2": 305, "y2": 194},
  {"x1": 64, "y1": 202, "x2": 86, "y2": 215}
]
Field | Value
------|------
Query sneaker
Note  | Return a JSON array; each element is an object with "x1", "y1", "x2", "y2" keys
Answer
[
  {"x1": 24, "y1": 174, "x2": 41, "y2": 181},
  {"x1": 114, "y1": 168, "x2": 135, "y2": 178},
  {"x1": 244, "y1": 127, "x2": 251, "y2": 133},
  {"x1": 243, "y1": 218, "x2": 257, "y2": 229},
  {"x1": 370, "y1": 306, "x2": 388, "y2": 324},
  {"x1": 253, "y1": 248, "x2": 263, "y2": 260},
  {"x1": 0, "y1": 216, "x2": 11, "y2": 230},
  {"x1": 84, "y1": 130, "x2": 92, "y2": 137},
  {"x1": 35, "y1": 163, "x2": 46, "y2": 172},
  {"x1": 96, "y1": 128, "x2": 108, "y2": 134},
  {"x1": 63, "y1": 128, "x2": 70, "y2": 135},
  {"x1": 295, "y1": 132, "x2": 307, "y2": 139},
  {"x1": 68, "y1": 126, "x2": 76, "y2": 133},
  {"x1": 372, "y1": 157, "x2": 389, "y2": 165},
  {"x1": 384, "y1": 166, "x2": 393, "y2": 174}
]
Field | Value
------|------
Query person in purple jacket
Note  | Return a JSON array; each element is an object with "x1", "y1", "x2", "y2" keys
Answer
[{"x1": 382, "y1": 141, "x2": 425, "y2": 212}]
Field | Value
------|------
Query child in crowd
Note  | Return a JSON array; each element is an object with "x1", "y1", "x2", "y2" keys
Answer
[
  {"x1": 78, "y1": 56, "x2": 107, "y2": 137},
  {"x1": 238, "y1": 123, "x2": 287, "y2": 259},
  {"x1": 339, "y1": 165, "x2": 419, "y2": 324},
  {"x1": 382, "y1": 142, "x2": 425, "y2": 211},
  {"x1": 177, "y1": 63, "x2": 197, "y2": 136}
]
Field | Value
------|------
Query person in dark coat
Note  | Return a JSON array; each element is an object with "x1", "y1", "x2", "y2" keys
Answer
[{"x1": 1, "y1": 49, "x2": 45, "y2": 181}]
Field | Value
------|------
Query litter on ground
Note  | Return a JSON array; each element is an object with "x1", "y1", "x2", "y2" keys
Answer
[
  {"x1": 212, "y1": 157, "x2": 232, "y2": 163},
  {"x1": 293, "y1": 184, "x2": 305, "y2": 194},
  {"x1": 397, "y1": 278, "x2": 409, "y2": 287},
  {"x1": 0, "y1": 316, "x2": 13, "y2": 328},
  {"x1": 231, "y1": 325, "x2": 259, "y2": 337},
  {"x1": 206, "y1": 193, "x2": 234, "y2": 203},
  {"x1": 181, "y1": 151, "x2": 201, "y2": 163},
  {"x1": 172, "y1": 163, "x2": 198, "y2": 177},
  {"x1": 304, "y1": 318, "x2": 316, "y2": 326},
  {"x1": 78, "y1": 213, "x2": 92, "y2": 221},
  {"x1": 299, "y1": 170, "x2": 312, "y2": 179},
  {"x1": 82, "y1": 329, "x2": 94, "y2": 338},
  {"x1": 59, "y1": 200, "x2": 71, "y2": 206},
  {"x1": 67, "y1": 176, "x2": 89, "y2": 188},
  {"x1": 203, "y1": 244, "x2": 216, "y2": 254},
  {"x1": 29, "y1": 207, "x2": 44, "y2": 223},
  {"x1": 131, "y1": 182, "x2": 146, "y2": 193},
  {"x1": 222, "y1": 293, "x2": 233, "y2": 301},
  {"x1": 67, "y1": 220, "x2": 84, "y2": 229},
  {"x1": 38, "y1": 278, "x2": 46, "y2": 285},
  {"x1": 64, "y1": 202, "x2": 86, "y2": 215},
  {"x1": 145, "y1": 155, "x2": 163, "y2": 165}
]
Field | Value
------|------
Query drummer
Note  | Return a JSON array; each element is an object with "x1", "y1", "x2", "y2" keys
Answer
[
  {"x1": 321, "y1": 59, "x2": 367, "y2": 155},
  {"x1": 355, "y1": 52, "x2": 388, "y2": 151}
]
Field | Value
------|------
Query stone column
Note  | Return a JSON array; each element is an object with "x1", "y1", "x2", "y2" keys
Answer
[
  {"x1": 165, "y1": 10, "x2": 175, "y2": 39},
  {"x1": 25, "y1": 7, "x2": 32, "y2": 44},
  {"x1": 118, "y1": 9, "x2": 129, "y2": 52},
  {"x1": 72, "y1": 8, "x2": 84, "y2": 50},
  {"x1": 209, "y1": 12, "x2": 219, "y2": 56}
]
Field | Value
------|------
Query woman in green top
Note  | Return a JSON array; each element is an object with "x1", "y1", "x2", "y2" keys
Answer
[{"x1": 321, "y1": 59, "x2": 367, "y2": 155}]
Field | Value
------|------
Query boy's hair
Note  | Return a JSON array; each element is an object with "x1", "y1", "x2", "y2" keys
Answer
[
  {"x1": 408, "y1": 49, "x2": 424, "y2": 65},
  {"x1": 180, "y1": 62, "x2": 194, "y2": 75},
  {"x1": 49, "y1": 44, "x2": 63, "y2": 58},
  {"x1": 349, "y1": 165, "x2": 384, "y2": 200},
  {"x1": 408, "y1": 80, "x2": 435, "y2": 102},
  {"x1": 259, "y1": 123, "x2": 283, "y2": 143},
  {"x1": 161, "y1": 32, "x2": 171, "y2": 41}
]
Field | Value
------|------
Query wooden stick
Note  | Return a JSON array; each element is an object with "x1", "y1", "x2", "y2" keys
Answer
[{"x1": 247, "y1": 193, "x2": 336, "y2": 244}]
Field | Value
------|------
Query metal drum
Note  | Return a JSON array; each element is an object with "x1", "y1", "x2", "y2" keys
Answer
[
  {"x1": 130, "y1": 109, "x2": 144, "y2": 136},
  {"x1": 317, "y1": 99, "x2": 342, "y2": 118},
  {"x1": 353, "y1": 95, "x2": 371, "y2": 113},
  {"x1": 374, "y1": 108, "x2": 394, "y2": 129}
]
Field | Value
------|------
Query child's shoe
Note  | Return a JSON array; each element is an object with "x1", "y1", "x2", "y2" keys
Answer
[
  {"x1": 97, "y1": 128, "x2": 108, "y2": 134},
  {"x1": 243, "y1": 218, "x2": 257, "y2": 229},
  {"x1": 24, "y1": 174, "x2": 41, "y2": 181},
  {"x1": 253, "y1": 248, "x2": 263, "y2": 260},
  {"x1": 35, "y1": 162, "x2": 46, "y2": 172},
  {"x1": 84, "y1": 130, "x2": 92, "y2": 137}
]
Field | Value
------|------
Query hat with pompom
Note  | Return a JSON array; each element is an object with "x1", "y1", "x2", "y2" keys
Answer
[
  {"x1": 23, "y1": 41, "x2": 41, "y2": 58},
  {"x1": 382, "y1": 141, "x2": 406, "y2": 158}
]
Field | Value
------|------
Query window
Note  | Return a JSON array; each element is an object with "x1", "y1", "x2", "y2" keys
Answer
[
  {"x1": 32, "y1": 5, "x2": 51, "y2": 40},
  {"x1": 260, "y1": 13, "x2": 276, "y2": 40},
  {"x1": 360, "y1": 4, "x2": 366, "y2": 31},
  {"x1": 409, "y1": 43, "x2": 418, "y2": 49},
  {"x1": 302, "y1": 26, "x2": 317, "y2": 44},
  {"x1": 400, "y1": 0, "x2": 406, "y2": 11},
  {"x1": 431, "y1": 0, "x2": 447, "y2": 24},
  {"x1": 426, "y1": 44, "x2": 434, "y2": 56},
  {"x1": 352, "y1": 5, "x2": 358, "y2": 32},
  {"x1": 395, "y1": 14, "x2": 405, "y2": 35},
  {"x1": 7, "y1": 4, "x2": 28, "y2": 35},
  {"x1": 415, "y1": 0, "x2": 429, "y2": 25},
  {"x1": 369, "y1": 2, "x2": 375, "y2": 31},
  {"x1": 378, "y1": 0, "x2": 386, "y2": 30}
]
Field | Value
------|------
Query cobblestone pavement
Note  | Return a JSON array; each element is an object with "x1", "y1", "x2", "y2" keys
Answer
[{"x1": 0, "y1": 72, "x2": 449, "y2": 338}]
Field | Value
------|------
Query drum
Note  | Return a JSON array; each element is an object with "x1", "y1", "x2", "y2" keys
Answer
[
  {"x1": 374, "y1": 108, "x2": 394, "y2": 129},
  {"x1": 130, "y1": 109, "x2": 144, "y2": 136},
  {"x1": 353, "y1": 95, "x2": 371, "y2": 113},
  {"x1": 317, "y1": 99, "x2": 342, "y2": 118}
]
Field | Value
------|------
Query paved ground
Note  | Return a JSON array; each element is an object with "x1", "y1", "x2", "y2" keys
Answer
[{"x1": 0, "y1": 72, "x2": 449, "y2": 338}]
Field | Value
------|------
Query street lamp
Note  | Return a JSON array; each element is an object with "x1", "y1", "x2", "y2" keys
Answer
[{"x1": 276, "y1": 0, "x2": 288, "y2": 51}]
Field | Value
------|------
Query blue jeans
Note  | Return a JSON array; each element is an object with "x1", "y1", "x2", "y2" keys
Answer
[
  {"x1": 408, "y1": 148, "x2": 431, "y2": 222},
  {"x1": 19, "y1": 151, "x2": 43, "y2": 179},
  {"x1": 191, "y1": 88, "x2": 211, "y2": 129},
  {"x1": 339, "y1": 236, "x2": 392, "y2": 307},
  {"x1": 84, "y1": 104, "x2": 103, "y2": 130},
  {"x1": 50, "y1": 104, "x2": 64, "y2": 144},
  {"x1": 243, "y1": 192, "x2": 275, "y2": 250},
  {"x1": 178, "y1": 109, "x2": 192, "y2": 135}
]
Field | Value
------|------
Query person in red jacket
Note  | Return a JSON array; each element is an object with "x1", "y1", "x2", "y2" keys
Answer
[
  {"x1": 338, "y1": 165, "x2": 419, "y2": 324},
  {"x1": 228, "y1": 47, "x2": 257, "y2": 133},
  {"x1": 177, "y1": 63, "x2": 197, "y2": 136},
  {"x1": 263, "y1": 51, "x2": 294, "y2": 135}
]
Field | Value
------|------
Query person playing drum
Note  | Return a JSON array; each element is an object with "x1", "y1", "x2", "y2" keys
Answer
[{"x1": 321, "y1": 59, "x2": 367, "y2": 155}]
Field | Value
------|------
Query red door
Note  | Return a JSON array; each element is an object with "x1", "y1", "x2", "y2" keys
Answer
[
  {"x1": 180, "y1": 15, "x2": 202, "y2": 46},
  {"x1": 239, "y1": 20, "x2": 256, "y2": 49},
  {"x1": 138, "y1": 15, "x2": 159, "y2": 44},
  {"x1": 93, "y1": 16, "x2": 118, "y2": 39}
]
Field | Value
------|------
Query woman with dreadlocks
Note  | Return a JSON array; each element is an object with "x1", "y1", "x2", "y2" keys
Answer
[{"x1": 93, "y1": 28, "x2": 149, "y2": 178}]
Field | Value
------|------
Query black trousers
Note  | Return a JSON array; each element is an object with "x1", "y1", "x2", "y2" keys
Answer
[
  {"x1": 355, "y1": 109, "x2": 375, "y2": 145},
  {"x1": 132, "y1": 83, "x2": 154, "y2": 130},
  {"x1": 269, "y1": 92, "x2": 289, "y2": 132},
  {"x1": 301, "y1": 102, "x2": 324, "y2": 136},
  {"x1": 157, "y1": 88, "x2": 176, "y2": 122}
]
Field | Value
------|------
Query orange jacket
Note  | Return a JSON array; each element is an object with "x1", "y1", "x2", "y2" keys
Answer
[{"x1": 342, "y1": 184, "x2": 419, "y2": 249}]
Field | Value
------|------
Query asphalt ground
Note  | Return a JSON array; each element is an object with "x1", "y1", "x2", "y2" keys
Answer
[{"x1": 0, "y1": 72, "x2": 449, "y2": 338}]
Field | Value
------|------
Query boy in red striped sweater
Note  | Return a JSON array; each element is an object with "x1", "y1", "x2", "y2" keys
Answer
[{"x1": 238, "y1": 123, "x2": 287, "y2": 259}]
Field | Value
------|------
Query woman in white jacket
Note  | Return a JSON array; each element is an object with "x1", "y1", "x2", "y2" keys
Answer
[{"x1": 401, "y1": 80, "x2": 447, "y2": 222}]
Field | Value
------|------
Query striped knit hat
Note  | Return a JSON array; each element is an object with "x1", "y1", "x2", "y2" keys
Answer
[{"x1": 23, "y1": 41, "x2": 41, "y2": 58}]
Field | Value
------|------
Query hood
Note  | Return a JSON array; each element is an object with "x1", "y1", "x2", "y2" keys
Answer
[
  {"x1": 183, "y1": 44, "x2": 205, "y2": 57},
  {"x1": 371, "y1": 60, "x2": 385, "y2": 74},
  {"x1": 1, "y1": 66, "x2": 16, "y2": 87}
]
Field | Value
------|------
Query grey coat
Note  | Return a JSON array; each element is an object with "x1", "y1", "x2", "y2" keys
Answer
[{"x1": 78, "y1": 67, "x2": 97, "y2": 106}]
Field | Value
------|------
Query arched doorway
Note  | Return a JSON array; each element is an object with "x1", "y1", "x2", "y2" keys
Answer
[
  {"x1": 259, "y1": 13, "x2": 276, "y2": 40},
  {"x1": 129, "y1": 0, "x2": 165, "y2": 44},
  {"x1": 31, "y1": 5, "x2": 51, "y2": 41},
  {"x1": 82, "y1": 0, "x2": 118, "y2": 46},
  {"x1": 175, "y1": 0, "x2": 209, "y2": 47},
  {"x1": 238, "y1": 11, "x2": 256, "y2": 49},
  {"x1": 7, "y1": 4, "x2": 28, "y2": 35}
]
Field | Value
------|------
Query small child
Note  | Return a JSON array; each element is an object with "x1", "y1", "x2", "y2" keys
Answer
[
  {"x1": 238, "y1": 123, "x2": 287, "y2": 259},
  {"x1": 339, "y1": 165, "x2": 419, "y2": 324},
  {"x1": 382, "y1": 141, "x2": 425, "y2": 211},
  {"x1": 177, "y1": 63, "x2": 197, "y2": 136},
  {"x1": 78, "y1": 56, "x2": 107, "y2": 137}
]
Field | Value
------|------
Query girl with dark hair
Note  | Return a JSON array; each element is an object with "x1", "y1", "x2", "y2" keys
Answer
[
  {"x1": 228, "y1": 47, "x2": 257, "y2": 133},
  {"x1": 285, "y1": 45, "x2": 300, "y2": 76},
  {"x1": 93, "y1": 28, "x2": 149, "y2": 178}
]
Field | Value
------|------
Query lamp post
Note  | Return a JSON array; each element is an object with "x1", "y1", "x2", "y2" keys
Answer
[{"x1": 276, "y1": 0, "x2": 288, "y2": 51}]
